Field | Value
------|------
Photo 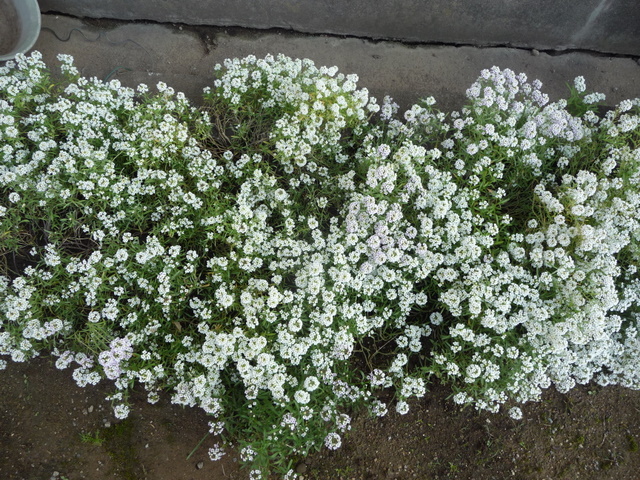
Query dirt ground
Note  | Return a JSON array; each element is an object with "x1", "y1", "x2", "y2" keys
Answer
[{"x1": 1, "y1": 356, "x2": 640, "y2": 480}]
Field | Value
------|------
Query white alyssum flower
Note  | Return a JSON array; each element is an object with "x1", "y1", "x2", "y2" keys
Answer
[
  {"x1": 2, "y1": 52, "x2": 640, "y2": 479},
  {"x1": 324, "y1": 432, "x2": 342, "y2": 450}
]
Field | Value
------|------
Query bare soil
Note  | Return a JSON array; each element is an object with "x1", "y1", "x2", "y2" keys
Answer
[
  {"x1": 2, "y1": 356, "x2": 640, "y2": 480},
  {"x1": 0, "y1": 356, "x2": 244, "y2": 480}
]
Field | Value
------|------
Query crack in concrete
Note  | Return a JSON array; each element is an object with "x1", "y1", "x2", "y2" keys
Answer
[{"x1": 42, "y1": 10, "x2": 640, "y2": 63}]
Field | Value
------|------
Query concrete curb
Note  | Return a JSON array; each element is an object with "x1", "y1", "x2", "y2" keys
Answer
[
  {"x1": 38, "y1": 0, "x2": 640, "y2": 56},
  {"x1": 31, "y1": 15, "x2": 640, "y2": 114}
]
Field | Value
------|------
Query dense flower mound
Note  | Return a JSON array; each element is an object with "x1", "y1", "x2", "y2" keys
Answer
[{"x1": 1, "y1": 52, "x2": 639, "y2": 479}]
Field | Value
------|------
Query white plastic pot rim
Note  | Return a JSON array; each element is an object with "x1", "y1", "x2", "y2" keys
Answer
[{"x1": 0, "y1": 0, "x2": 41, "y2": 62}]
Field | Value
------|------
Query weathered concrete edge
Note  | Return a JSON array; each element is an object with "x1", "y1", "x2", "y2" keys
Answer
[
  {"x1": 29, "y1": 14, "x2": 640, "y2": 118},
  {"x1": 38, "y1": 0, "x2": 640, "y2": 57}
]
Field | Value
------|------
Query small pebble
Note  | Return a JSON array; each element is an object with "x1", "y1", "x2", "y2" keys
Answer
[
  {"x1": 531, "y1": 49, "x2": 540, "y2": 56},
  {"x1": 295, "y1": 462, "x2": 308, "y2": 474},
  {"x1": 88, "y1": 405, "x2": 94, "y2": 413},
  {"x1": 196, "y1": 461, "x2": 204, "y2": 469}
]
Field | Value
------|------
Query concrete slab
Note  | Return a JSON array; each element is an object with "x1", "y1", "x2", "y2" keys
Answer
[
  {"x1": 21, "y1": 14, "x2": 640, "y2": 113},
  {"x1": 38, "y1": 0, "x2": 640, "y2": 56}
]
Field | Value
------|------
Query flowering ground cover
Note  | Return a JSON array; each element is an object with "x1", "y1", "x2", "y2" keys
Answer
[{"x1": 1, "y1": 51, "x2": 639, "y2": 479}]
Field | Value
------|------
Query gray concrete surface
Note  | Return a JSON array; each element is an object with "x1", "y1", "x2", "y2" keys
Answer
[
  {"x1": 38, "y1": 0, "x2": 640, "y2": 56},
  {"x1": 26, "y1": 14, "x2": 640, "y2": 114}
]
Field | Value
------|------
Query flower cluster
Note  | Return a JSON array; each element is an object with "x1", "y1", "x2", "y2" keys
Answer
[
  {"x1": 1, "y1": 53, "x2": 639, "y2": 479},
  {"x1": 400, "y1": 66, "x2": 640, "y2": 412},
  {"x1": 209, "y1": 54, "x2": 379, "y2": 178}
]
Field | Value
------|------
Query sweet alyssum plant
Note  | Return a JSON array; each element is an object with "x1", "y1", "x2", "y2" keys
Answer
[{"x1": 1, "y1": 51, "x2": 639, "y2": 478}]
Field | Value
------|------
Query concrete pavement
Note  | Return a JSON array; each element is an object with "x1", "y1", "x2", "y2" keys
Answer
[
  {"x1": 21, "y1": 14, "x2": 640, "y2": 113},
  {"x1": 38, "y1": 0, "x2": 640, "y2": 57}
]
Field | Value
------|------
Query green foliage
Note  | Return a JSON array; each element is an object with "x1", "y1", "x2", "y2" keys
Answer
[
  {"x1": 80, "y1": 429, "x2": 105, "y2": 446},
  {"x1": 1, "y1": 53, "x2": 640, "y2": 479}
]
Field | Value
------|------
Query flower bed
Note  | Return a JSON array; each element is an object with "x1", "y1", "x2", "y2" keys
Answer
[{"x1": 1, "y1": 51, "x2": 639, "y2": 479}]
